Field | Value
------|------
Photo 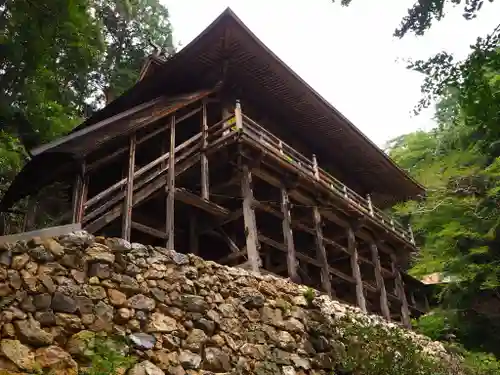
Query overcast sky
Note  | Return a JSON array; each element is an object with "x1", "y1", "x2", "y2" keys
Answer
[{"x1": 161, "y1": 0, "x2": 499, "y2": 147}]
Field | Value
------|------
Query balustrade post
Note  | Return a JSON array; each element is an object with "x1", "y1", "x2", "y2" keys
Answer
[
  {"x1": 122, "y1": 135, "x2": 136, "y2": 241},
  {"x1": 366, "y1": 194, "x2": 374, "y2": 217},
  {"x1": 408, "y1": 224, "x2": 415, "y2": 244},
  {"x1": 235, "y1": 100, "x2": 243, "y2": 131},
  {"x1": 312, "y1": 154, "x2": 319, "y2": 180}
]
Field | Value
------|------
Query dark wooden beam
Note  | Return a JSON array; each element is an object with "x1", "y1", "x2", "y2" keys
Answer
[
  {"x1": 166, "y1": 116, "x2": 176, "y2": 250},
  {"x1": 348, "y1": 227, "x2": 367, "y2": 312},
  {"x1": 370, "y1": 242, "x2": 390, "y2": 320},
  {"x1": 122, "y1": 134, "x2": 136, "y2": 241},
  {"x1": 281, "y1": 188, "x2": 298, "y2": 283},
  {"x1": 201, "y1": 99, "x2": 209, "y2": 200},
  {"x1": 23, "y1": 196, "x2": 37, "y2": 232},
  {"x1": 175, "y1": 188, "x2": 229, "y2": 217},
  {"x1": 72, "y1": 161, "x2": 88, "y2": 224},
  {"x1": 257, "y1": 233, "x2": 354, "y2": 283},
  {"x1": 87, "y1": 101, "x2": 204, "y2": 172},
  {"x1": 240, "y1": 164, "x2": 261, "y2": 272},
  {"x1": 198, "y1": 209, "x2": 243, "y2": 235},
  {"x1": 391, "y1": 254, "x2": 411, "y2": 328},
  {"x1": 312, "y1": 206, "x2": 332, "y2": 296},
  {"x1": 131, "y1": 221, "x2": 167, "y2": 239}
]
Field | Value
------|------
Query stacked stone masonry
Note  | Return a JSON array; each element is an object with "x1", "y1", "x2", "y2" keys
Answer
[{"x1": 0, "y1": 231, "x2": 452, "y2": 375}]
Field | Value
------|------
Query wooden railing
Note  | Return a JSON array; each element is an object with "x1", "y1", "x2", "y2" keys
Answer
[
  {"x1": 75, "y1": 100, "x2": 414, "y2": 244},
  {"x1": 81, "y1": 110, "x2": 238, "y2": 232},
  {"x1": 239, "y1": 113, "x2": 415, "y2": 245}
]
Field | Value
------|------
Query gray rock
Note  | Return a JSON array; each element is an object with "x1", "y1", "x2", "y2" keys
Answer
[
  {"x1": 34, "y1": 293, "x2": 52, "y2": 310},
  {"x1": 7, "y1": 270, "x2": 22, "y2": 289},
  {"x1": 106, "y1": 238, "x2": 132, "y2": 252},
  {"x1": 241, "y1": 291, "x2": 266, "y2": 309},
  {"x1": 0, "y1": 283, "x2": 13, "y2": 297},
  {"x1": 129, "y1": 360, "x2": 165, "y2": 375},
  {"x1": 194, "y1": 317, "x2": 215, "y2": 335},
  {"x1": 83, "y1": 285, "x2": 107, "y2": 300},
  {"x1": 146, "y1": 312, "x2": 178, "y2": 333},
  {"x1": 150, "y1": 288, "x2": 167, "y2": 302},
  {"x1": 115, "y1": 308, "x2": 133, "y2": 324},
  {"x1": 183, "y1": 328, "x2": 207, "y2": 352},
  {"x1": 178, "y1": 350, "x2": 202, "y2": 370},
  {"x1": 55, "y1": 313, "x2": 82, "y2": 330},
  {"x1": 11, "y1": 253, "x2": 29, "y2": 270},
  {"x1": 86, "y1": 246, "x2": 115, "y2": 264},
  {"x1": 28, "y1": 246, "x2": 55, "y2": 262},
  {"x1": 39, "y1": 274, "x2": 56, "y2": 293},
  {"x1": 128, "y1": 294, "x2": 156, "y2": 311},
  {"x1": 75, "y1": 295, "x2": 94, "y2": 314},
  {"x1": 35, "y1": 311, "x2": 57, "y2": 327},
  {"x1": 20, "y1": 295, "x2": 36, "y2": 312},
  {"x1": 282, "y1": 366, "x2": 296, "y2": 375},
  {"x1": 42, "y1": 238, "x2": 65, "y2": 257},
  {"x1": 51, "y1": 292, "x2": 78, "y2": 313},
  {"x1": 0, "y1": 250, "x2": 13, "y2": 267},
  {"x1": 88, "y1": 262, "x2": 111, "y2": 279},
  {"x1": 203, "y1": 347, "x2": 231, "y2": 372},
  {"x1": 14, "y1": 318, "x2": 54, "y2": 346},
  {"x1": 0, "y1": 339, "x2": 36, "y2": 370},
  {"x1": 108, "y1": 288, "x2": 127, "y2": 306},
  {"x1": 129, "y1": 332, "x2": 156, "y2": 350},
  {"x1": 170, "y1": 252, "x2": 189, "y2": 266},
  {"x1": 94, "y1": 301, "x2": 114, "y2": 322},
  {"x1": 181, "y1": 294, "x2": 208, "y2": 313}
]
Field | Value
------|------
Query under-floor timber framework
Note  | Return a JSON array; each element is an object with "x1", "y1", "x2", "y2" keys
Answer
[{"x1": 13, "y1": 91, "x2": 429, "y2": 327}]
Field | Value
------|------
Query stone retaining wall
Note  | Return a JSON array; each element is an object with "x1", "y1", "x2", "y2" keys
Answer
[{"x1": 0, "y1": 231, "x2": 456, "y2": 375}]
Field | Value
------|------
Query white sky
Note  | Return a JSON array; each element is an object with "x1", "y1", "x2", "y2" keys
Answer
[{"x1": 161, "y1": 0, "x2": 499, "y2": 147}]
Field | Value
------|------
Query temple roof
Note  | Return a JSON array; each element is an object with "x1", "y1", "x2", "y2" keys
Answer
[{"x1": 0, "y1": 8, "x2": 424, "y2": 211}]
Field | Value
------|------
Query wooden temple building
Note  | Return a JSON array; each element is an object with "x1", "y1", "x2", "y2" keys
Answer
[{"x1": 0, "y1": 9, "x2": 430, "y2": 326}]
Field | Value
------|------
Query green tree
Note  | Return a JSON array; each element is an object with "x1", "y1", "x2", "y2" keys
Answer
[
  {"x1": 0, "y1": 0, "x2": 173, "y2": 231},
  {"x1": 332, "y1": 0, "x2": 497, "y2": 37},
  {"x1": 90, "y1": 0, "x2": 174, "y2": 106}
]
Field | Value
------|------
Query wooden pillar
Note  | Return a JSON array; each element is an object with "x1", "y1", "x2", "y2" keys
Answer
[
  {"x1": 370, "y1": 242, "x2": 390, "y2": 320},
  {"x1": 201, "y1": 99, "x2": 209, "y2": 200},
  {"x1": 366, "y1": 194, "x2": 374, "y2": 217},
  {"x1": 280, "y1": 187, "x2": 298, "y2": 282},
  {"x1": 312, "y1": 206, "x2": 332, "y2": 296},
  {"x1": 408, "y1": 224, "x2": 415, "y2": 244},
  {"x1": 423, "y1": 292, "x2": 430, "y2": 311},
  {"x1": 166, "y1": 116, "x2": 176, "y2": 250},
  {"x1": 72, "y1": 161, "x2": 88, "y2": 224},
  {"x1": 347, "y1": 227, "x2": 367, "y2": 312},
  {"x1": 409, "y1": 290, "x2": 417, "y2": 307},
  {"x1": 240, "y1": 165, "x2": 261, "y2": 273},
  {"x1": 23, "y1": 196, "x2": 37, "y2": 232},
  {"x1": 189, "y1": 215, "x2": 199, "y2": 255},
  {"x1": 392, "y1": 254, "x2": 411, "y2": 328},
  {"x1": 222, "y1": 101, "x2": 232, "y2": 136},
  {"x1": 122, "y1": 134, "x2": 136, "y2": 241}
]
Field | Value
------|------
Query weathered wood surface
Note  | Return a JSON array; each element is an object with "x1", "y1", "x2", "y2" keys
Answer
[
  {"x1": 370, "y1": 242, "x2": 391, "y2": 320},
  {"x1": 312, "y1": 206, "x2": 332, "y2": 296},
  {"x1": 280, "y1": 188, "x2": 298, "y2": 282},
  {"x1": 122, "y1": 134, "x2": 137, "y2": 241},
  {"x1": 240, "y1": 165, "x2": 261, "y2": 273},
  {"x1": 0, "y1": 223, "x2": 82, "y2": 245},
  {"x1": 166, "y1": 116, "x2": 176, "y2": 250}
]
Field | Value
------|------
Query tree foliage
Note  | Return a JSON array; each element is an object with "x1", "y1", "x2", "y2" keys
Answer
[
  {"x1": 332, "y1": 0, "x2": 497, "y2": 37},
  {"x1": 333, "y1": 0, "x2": 500, "y2": 363},
  {"x1": 0, "y1": 0, "x2": 173, "y2": 197}
]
